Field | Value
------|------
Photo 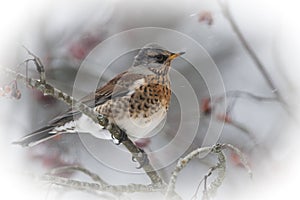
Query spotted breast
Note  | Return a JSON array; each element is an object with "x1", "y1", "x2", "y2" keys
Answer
[{"x1": 95, "y1": 73, "x2": 171, "y2": 139}]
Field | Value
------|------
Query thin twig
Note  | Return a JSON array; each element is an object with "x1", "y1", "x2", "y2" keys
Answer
[
  {"x1": 3, "y1": 67, "x2": 104, "y2": 123},
  {"x1": 212, "y1": 90, "x2": 279, "y2": 109},
  {"x1": 229, "y1": 119, "x2": 257, "y2": 145},
  {"x1": 191, "y1": 164, "x2": 219, "y2": 200},
  {"x1": 206, "y1": 90, "x2": 277, "y2": 144},
  {"x1": 217, "y1": 0, "x2": 291, "y2": 115},
  {"x1": 225, "y1": 90, "x2": 278, "y2": 102},
  {"x1": 191, "y1": 177, "x2": 205, "y2": 200},
  {"x1": 22, "y1": 46, "x2": 46, "y2": 83}
]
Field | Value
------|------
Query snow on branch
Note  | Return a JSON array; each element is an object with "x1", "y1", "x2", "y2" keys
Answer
[{"x1": 166, "y1": 144, "x2": 251, "y2": 200}]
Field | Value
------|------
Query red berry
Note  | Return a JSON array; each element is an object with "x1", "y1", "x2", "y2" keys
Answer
[
  {"x1": 201, "y1": 98, "x2": 211, "y2": 115},
  {"x1": 216, "y1": 114, "x2": 232, "y2": 123},
  {"x1": 4, "y1": 85, "x2": 11, "y2": 93},
  {"x1": 14, "y1": 90, "x2": 22, "y2": 99}
]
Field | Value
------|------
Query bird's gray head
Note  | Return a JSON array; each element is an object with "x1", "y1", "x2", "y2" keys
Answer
[{"x1": 132, "y1": 43, "x2": 184, "y2": 68}]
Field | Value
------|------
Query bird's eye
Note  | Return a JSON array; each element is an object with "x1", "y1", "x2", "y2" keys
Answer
[{"x1": 155, "y1": 55, "x2": 165, "y2": 63}]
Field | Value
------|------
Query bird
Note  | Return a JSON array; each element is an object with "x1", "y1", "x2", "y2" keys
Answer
[{"x1": 14, "y1": 43, "x2": 185, "y2": 147}]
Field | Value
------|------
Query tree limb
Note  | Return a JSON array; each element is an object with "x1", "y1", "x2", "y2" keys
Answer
[
  {"x1": 166, "y1": 144, "x2": 251, "y2": 200},
  {"x1": 41, "y1": 174, "x2": 164, "y2": 194},
  {"x1": 50, "y1": 165, "x2": 108, "y2": 186}
]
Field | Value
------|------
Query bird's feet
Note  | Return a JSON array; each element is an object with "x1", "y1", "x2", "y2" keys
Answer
[
  {"x1": 132, "y1": 148, "x2": 149, "y2": 169},
  {"x1": 111, "y1": 128, "x2": 128, "y2": 145}
]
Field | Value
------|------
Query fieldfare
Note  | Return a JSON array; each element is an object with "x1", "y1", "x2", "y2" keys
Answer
[{"x1": 15, "y1": 43, "x2": 185, "y2": 147}]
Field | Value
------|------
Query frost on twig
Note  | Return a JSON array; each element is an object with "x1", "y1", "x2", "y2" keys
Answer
[
  {"x1": 191, "y1": 150, "x2": 225, "y2": 200},
  {"x1": 166, "y1": 144, "x2": 251, "y2": 200},
  {"x1": 41, "y1": 174, "x2": 164, "y2": 195},
  {"x1": 202, "y1": 147, "x2": 226, "y2": 200},
  {"x1": 1, "y1": 51, "x2": 163, "y2": 185},
  {"x1": 166, "y1": 146, "x2": 212, "y2": 200},
  {"x1": 40, "y1": 166, "x2": 166, "y2": 198},
  {"x1": 50, "y1": 165, "x2": 108, "y2": 186},
  {"x1": 166, "y1": 147, "x2": 212, "y2": 199},
  {"x1": 38, "y1": 144, "x2": 250, "y2": 199}
]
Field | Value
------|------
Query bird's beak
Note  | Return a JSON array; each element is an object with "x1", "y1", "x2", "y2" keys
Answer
[{"x1": 168, "y1": 51, "x2": 185, "y2": 61}]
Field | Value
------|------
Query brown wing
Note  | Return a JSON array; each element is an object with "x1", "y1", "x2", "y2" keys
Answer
[
  {"x1": 81, "y1": 71, "x2": 145, "y2": 107},
  {"x1": 79, "y1": 71, "x2": 127, "y2": 107},
  {"x1": 48, "y1": 71, "x2": 145, "y2": 124}
]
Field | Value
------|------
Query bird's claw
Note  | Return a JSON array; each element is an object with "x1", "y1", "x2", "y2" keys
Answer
[
  {"x1": 111, "y1": 129, "x2": 128, "y2": 145},
  {"x1": 132, "y1": 148, "x2": 149, "y2": 169}
]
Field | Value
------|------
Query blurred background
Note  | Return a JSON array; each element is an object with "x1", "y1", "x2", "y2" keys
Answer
[{"x1": 0, "y1": 0, "x2": 299, "y2": 199}]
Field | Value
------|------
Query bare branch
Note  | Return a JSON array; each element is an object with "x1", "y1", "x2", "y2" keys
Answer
[
  {"x1": 50, "y1": 165, "x2": 108, "y2": 186},
  {"x1": 203, "y1": 148, "x2": 226, "y2": 200},
  {"x1": 41, "y1": 174, "x2": 164, "y2": 194},
  {"x1": 212, "y1": 90, "x2": 279, "y2": 110},
  {"x1": 224, "y1": 90, "x2": 278, "y2": 102},
  {"x1": 166, "y1": 144, "x2": 251, "y2": 200},
  {"x1": 217, "y1": 0, "x2": 291, "y2": 115},
  {"x1": 166, "y1": 147, "x2": 212, "y2": 199}
]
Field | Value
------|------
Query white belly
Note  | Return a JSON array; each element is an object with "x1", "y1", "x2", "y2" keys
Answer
[
  {"x1": 114, "y1": 108, "x2": 167, "y2": 139},
  {"x1": 53, "y1": 108, "x2": 167, "y2": 140}
]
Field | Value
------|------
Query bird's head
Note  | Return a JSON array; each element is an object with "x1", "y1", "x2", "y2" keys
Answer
[{"x1": 132, "y1": 43, "x2": 185, "y2": 74}]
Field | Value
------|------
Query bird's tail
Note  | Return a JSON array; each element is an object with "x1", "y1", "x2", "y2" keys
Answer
[{"x1": 12, "y1": 126, "x2": 61, "y2": 147}]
